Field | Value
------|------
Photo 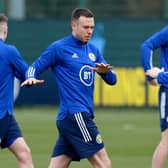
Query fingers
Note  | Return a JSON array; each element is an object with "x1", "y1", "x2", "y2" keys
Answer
[
  {"x1": 89, "y1": 67, "x2": 97, "y2": 71},
  {"x1": 95, "y1": 63, "x2": 112, "y2": 67},
  {"x1": 90, "y1": 63, "x2": 113, "y2": 74},
  {"x1": 145, "y1": 70, "x2": 156, "y2": 78},
  {"x1": 21, "y1": 78, "x2": 44, "y2": 87},
  {"x1": 145, "y1": 67, "x2": 163, "y2": 78},
  {"x1": 97, "y1": 63, "x2": 113, "y2": 70}
]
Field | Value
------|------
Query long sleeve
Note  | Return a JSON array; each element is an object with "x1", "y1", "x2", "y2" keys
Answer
[
  {"x1": 8, "y1": 46, "x2": 28, "y2": 82},
  {"x1": 141, "y1": 26, "x2": 168, "y2": 81},
  {"x1": 26, "y1": 42, "x2": 59, "y2": 79},
  {"x1": 158, "y1": 72, "x2": 168, "y2": 84},
  {"x1": 99, "y1": 70, "x2": 117, "y2": 85}
]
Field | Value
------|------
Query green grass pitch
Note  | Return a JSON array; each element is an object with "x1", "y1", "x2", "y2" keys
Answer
[{"x1": 0, "y1": 106, "x2": 162, "y2": 168}]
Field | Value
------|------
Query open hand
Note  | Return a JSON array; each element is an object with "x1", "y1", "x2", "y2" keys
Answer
[
  {"x1": 90, "y1": 63, "x2": 113, "y2": 74},
  {"x1": 21, "y1": 78, "x2": 44, "y2": 87}
]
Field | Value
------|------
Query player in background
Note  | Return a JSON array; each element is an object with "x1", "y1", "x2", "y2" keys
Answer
[
  {"x1": 0, "y1": 14, "x2": 34, "y2": 168},
  {"x1": 141, "y1": 25, "x2": 168, "y2": 168},
  {"x1": 21, "y1": 8, "x2": 117, "y2": 168}
]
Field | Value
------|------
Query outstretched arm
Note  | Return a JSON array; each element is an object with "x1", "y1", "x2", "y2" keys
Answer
[
  {"x1": 21, "y1": 44, "x2": 58, "y2": 87},
  {"x1": 21, "y1": 66, "x2": 45, "y2": 87}
]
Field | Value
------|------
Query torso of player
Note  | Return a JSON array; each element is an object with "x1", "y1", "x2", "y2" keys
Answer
[
  {"x1": 52, "y1": 41, "x2": 98, "y2": 115},
  {"x1": 53, "y1": 43, "x2": 97, "y2": 90}
]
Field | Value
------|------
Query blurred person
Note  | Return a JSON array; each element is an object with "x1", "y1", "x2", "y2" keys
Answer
[
  {"x1": 0, "y1": 14, "x2": 34, "y2": 168},
  {"x1": 90, "y1": 22, "x2": 106, "y2": 55},
  {"x1": 141, "y1": 25, "x2": 168, "y2": 168},
  {"x1": 21, "y1": 8, "x2": 117, "y2": 168}
]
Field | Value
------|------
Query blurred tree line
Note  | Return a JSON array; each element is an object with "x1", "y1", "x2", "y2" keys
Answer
[{"x1": 26, "y1": 0, "x2": 164, "y2": 19}]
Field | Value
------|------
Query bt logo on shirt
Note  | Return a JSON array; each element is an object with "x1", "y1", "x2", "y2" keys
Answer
[{"x1": 79, "y1": 65, "x2": 94, "y2": 86}]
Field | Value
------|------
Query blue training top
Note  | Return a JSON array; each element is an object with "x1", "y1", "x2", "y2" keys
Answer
[
  {"x1": 0, "y1": 39, "x2": 28, "y2": 119},
  {"x1": 26, "y1": 35, "x2": 117, "y2": 120},
  {"x1": 141, "y1": 25, "x2": 168, "y2": 88}
]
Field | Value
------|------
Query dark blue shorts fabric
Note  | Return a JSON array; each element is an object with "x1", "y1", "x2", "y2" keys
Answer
[
  {"x1": 0, "y1": 114, "x2": 22, "y2": 148},
  {"x1": 52, "y1": 112, "x2": 104, "y2": 161},
  {"x1": 159, "y1": 86, "x2": 168, "y2": 132}
]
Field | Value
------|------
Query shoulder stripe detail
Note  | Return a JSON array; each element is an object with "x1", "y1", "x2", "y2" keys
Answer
[
  {"x1": 28, "y1": 66, "x2": 35, "y2": 78},
  {"x1": 74, "y1": 112, "x2": 92, "y2": 142},
  {"x1": 150, "y1": 50, "x2": 153, "y2": 68}
]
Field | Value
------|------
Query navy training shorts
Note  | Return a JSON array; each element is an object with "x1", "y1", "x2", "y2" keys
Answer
[
  {"x1": 52, "y1": 112, "x2": 104, "y2": 161},
  {"x1": 0, "y1": 114, "x2": 22, "y2": 148}
]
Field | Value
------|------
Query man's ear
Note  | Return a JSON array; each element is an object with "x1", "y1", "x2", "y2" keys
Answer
[{"x1": 71, "y1": 20, "x2": 76, "y2": 30}]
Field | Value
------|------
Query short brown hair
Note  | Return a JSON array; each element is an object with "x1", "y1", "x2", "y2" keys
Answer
[
  {"x1": 0, "y1": 13, "x2": 8, "y2": 23},
  {"x1": 71, "y1": 8, "x2": 94, "y2": 21}
]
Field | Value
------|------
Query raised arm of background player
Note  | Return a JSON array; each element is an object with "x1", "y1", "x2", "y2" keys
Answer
[{"x1": 141, "y1": 25, "x2": 168, "y2": 86}]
